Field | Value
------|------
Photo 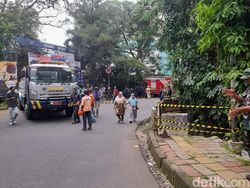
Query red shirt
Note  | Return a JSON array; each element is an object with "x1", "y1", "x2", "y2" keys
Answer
[{"x1": 113, "y1": 89, "x2": 119, "y2": 96}]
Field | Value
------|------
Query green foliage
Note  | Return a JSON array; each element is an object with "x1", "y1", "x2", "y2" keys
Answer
[
  {"x1": 133, "y1": 0, "x2": 250, "y2": 138},
  {"x1": 195, "y1": 0, "x2": 249, "y2": 55},
  {"x1": 0, "y1": 0, "x2": 61, "y2": 65},
  {"x1": 66, "y1": 0, "x2": 149, "y2": 88}
]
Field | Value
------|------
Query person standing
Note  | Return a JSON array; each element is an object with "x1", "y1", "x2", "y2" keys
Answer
[
  {"x1": 107, "y1": 86, "x2": 112, "y2": 101},
  {"x1": 113, "y1": 86, "x2": 119, "y2": 102},
  {"x1": 224, "y1": 68, "x2": 250, "y2": 147},
  {"x1": 99, "y1": 86, "x2": 105, "y2": 103},
  {"x1": 80, "y1": 90, "x2": 92, "y2": 131},
  {"x1": 69, "y1": 88, "x2": 81, "y2": 124},
  {"x1": 114, "y1": 92, "x2": 127, "y2": 123},
  {"x1": 159, "y1": 86, "x2": 164, "y2": 101},
  {"x1": 123, "y1": 86, "x2": 129, "y2": 99},
  {"x1": 93, "y1": 87, "x2": 101, "y2": 117},
  {"x1": 146, "y1": 86, "x2": 151, "y2": 99},
  {"x1": 6, "y1": 86, "x2": 19, "y2": 125},
  {"x1": 128, "y1": 93, "x2": 138, "y2": 123},
  {"x1": 89, "y1": 89, "x2": 96, "y2": 122},
  {"x1": 167, "y1": 85, "x2": 173, "y2": 98},
  {"x1": 224, "y1": 68, "x2": 250, "y2": 181}
]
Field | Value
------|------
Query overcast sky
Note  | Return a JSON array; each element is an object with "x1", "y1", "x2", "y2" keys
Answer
[
  {"x1": 38, "y1": 2, "x2": 73, "y2": 47},
  {"x1": 39, "y1": 25, "x2": 69, "y2": 46},
  {"x1": 38, "y1": 0, "x2": 136, "y2": 47}
]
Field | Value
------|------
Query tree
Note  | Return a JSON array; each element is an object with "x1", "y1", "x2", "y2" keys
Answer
[
  {"x1": 132, "y1": 0, "x2": 250, "y2": 137},
  {"x1": 65, "y1": 0, "x2": 148, "y2": 88},
  {"x1": 0, "y1": 0, "x2": 62, "y2": 62}
]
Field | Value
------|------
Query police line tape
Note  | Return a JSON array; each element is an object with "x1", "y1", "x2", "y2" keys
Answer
[
  {"x1": 152, "y1": 114, "x2": 239, "y2": 133},
  {"x1": 161, "y1": 119, "x2": 232, "y2": 131},
  {"x1": 159, "y1": 125, "x2": 226, "y2": 135},
  {"x1": 159, "y1": 103, "x2": 230, "y2": 109},
  {"x1": 153, "y1": 115, "x2": 240, "y2": 134},
  {"x1": 159, "y1": 125, "x2": 239, "y2": 134}
]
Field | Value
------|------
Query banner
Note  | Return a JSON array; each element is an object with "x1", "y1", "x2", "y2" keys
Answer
[
  {"x1": 0, "y1": 61, "x2": 17, "y2": 88},
  {"x1": 28, "y1": 52, "x2": 75, "y2": 67},
  {"x1": 16, "y1": 36, "x2": 74, "y2": 53}
]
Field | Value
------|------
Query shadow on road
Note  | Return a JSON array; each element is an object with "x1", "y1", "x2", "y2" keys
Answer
[{"x1": 23, "y1": 111, "x2": 70, "y2": 123}]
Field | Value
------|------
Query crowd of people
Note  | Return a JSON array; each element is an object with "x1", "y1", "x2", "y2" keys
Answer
[
  {"x1": 70, "y1": 85, "x2": 140, "y2": 130},
  {"x1": 5, "y1": 84, "x2": 173, "y2": 130}
]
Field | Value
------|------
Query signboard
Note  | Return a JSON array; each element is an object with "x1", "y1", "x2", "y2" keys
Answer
[
  {"x1": 28, "y1": 52, "x2": 75, "y2": 67},
  {"x1": 16, "y1": 36, "x2": 74, "y2": 53},
  {"x1": 0, "y1": 61, "x2": 17, "y2": 97},
  {"x1": 75, "y1": 67, "x2": 84, "y2": 86},
  {"x1": 106, "y1": 67, "x2": 112, "y2": 74}
]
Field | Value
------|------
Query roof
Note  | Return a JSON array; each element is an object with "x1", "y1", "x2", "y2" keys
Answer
[{"x1": 145, "y1": 76, "x2": 172, "y2": 80}]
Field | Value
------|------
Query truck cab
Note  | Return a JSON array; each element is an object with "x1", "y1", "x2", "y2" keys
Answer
[{"x1": 18, "y1": 63, "x2": 77, "y2": 119}]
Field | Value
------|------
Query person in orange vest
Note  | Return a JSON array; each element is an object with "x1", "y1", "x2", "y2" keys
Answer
[
  {"x1": 89, "y1": 89, "x2": 96, "y2": 123},
  {"x1": 79, "y1": 90, "x2": 92, "y2": 131}
]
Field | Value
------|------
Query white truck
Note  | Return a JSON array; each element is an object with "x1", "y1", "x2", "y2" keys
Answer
[{"x1": 18, "y1": 63, "x2": 77, "y2": 119}]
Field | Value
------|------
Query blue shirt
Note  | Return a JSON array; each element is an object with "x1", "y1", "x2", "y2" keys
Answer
[{"x1": 128, "y1": 97, "x2": 138, "y2": 107}]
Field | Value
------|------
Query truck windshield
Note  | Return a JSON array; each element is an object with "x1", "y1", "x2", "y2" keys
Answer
[{"x1": 30, "y1": 67, "x2": 75, "y2": 83}]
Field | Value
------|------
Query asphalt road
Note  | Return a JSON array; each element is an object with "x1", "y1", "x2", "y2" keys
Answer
[{"x1": 0, "y1": 98, "x2": 159, "y2": 188}]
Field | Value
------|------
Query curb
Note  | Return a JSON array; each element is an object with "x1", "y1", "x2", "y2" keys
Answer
[{"x1": 148, "y1": 130, "x2": 194, "y2": 188}]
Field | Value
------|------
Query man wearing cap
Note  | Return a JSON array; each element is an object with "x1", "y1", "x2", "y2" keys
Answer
[
  {"x1": 224, "y1": 68, "x2": 250, "y2": 143},
  {"x1": 224, "y1": 68, "x2": 250, "y2": 181}
]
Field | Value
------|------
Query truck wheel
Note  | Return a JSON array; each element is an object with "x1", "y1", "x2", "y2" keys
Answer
[
  {"x1": 65, "y1": 107, "x2": 73, "y2": 117},
  {"x1": 25, "y1": 103, "x2": 33, "y2": 120}
]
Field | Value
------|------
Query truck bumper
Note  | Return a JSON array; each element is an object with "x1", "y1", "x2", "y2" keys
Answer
[{"x1": 29, "y1": 98, "x2": 71, "y2": 111}]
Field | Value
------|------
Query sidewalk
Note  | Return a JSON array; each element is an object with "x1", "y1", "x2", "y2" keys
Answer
[{"x1": 148, "y1": 130, "x2": 250, "y2": 188}]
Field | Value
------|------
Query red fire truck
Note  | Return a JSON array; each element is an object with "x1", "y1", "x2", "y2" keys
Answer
[{"x1": 144, "y1": 76, "x2": 172, "y2": 96}]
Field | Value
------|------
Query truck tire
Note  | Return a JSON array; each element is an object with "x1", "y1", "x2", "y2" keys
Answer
[
  {"x1": 65, "y1": 107, "x2": 73, "y2": 117},
  {"x1": 25, "y1": 103, "x2": 33, "y2": 120}
]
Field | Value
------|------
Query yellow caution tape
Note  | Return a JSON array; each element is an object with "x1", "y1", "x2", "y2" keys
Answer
[
  {"x1": 159, "y1": 103, "x2": 230, "y2": 109},
  {"x1": 231, "y1": 128, "x2": 239, "y2": 133},
  {"x1": 159, "y1": 125, "x2": 227, "y2": 134},
  {"x1": 160, "y1": 119, "x2": 231, "y2": 131},
  {"x1": 159, "y1": 125, "x2": 188, "y2": 131},
  {"x1": 160, "y1": 125, "x2": 228, "y2": 134}
]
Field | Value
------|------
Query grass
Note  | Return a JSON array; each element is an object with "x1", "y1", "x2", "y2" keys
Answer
[
  {"x1": 236, "y1": 158, "x2": 250, "y2": 166},
  {"x1": 0, "y1": 100, "x2": 7, "y2": 109},
  {"x1": 220, "y1": 142, "x2": 241, "y2": 155}
]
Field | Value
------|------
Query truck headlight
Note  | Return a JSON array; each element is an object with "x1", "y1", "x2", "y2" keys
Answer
[{"x1": 30, "y1": 89, "x2": 38, "y2": 99}]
